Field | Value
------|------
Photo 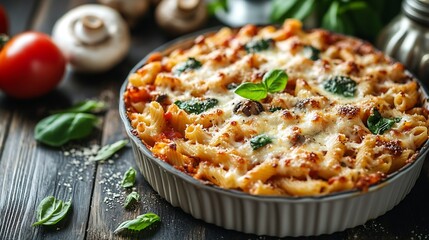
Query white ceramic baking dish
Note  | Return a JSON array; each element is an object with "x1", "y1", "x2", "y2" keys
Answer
[{"x1": 119, "y1": 29, "x2": 429, "y2": 237}]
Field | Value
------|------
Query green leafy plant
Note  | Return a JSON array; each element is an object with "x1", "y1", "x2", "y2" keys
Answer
[
  {"x1": 114, "y1": 213, "x2": 160, "y2": 234},
  {"x1": 250, "y1": 134, "x2": 272, "y2": 150},
  {"x1": 367, "y1": 108, "x2": 400, "y2": 135},
  {"x1": 53, "y1": 100, "x2": 105, "y2": 114},
  {"x1": 91, "y1": 139, "x2": 129, "y2": 162},
  {"x1": 124, "y1": 191, "x2": 140, "y2": 209},
  {"x1": 323, "y1": 76, "x2": 357, "y2": 98},
  {"x1": 235, "y1": 69, "x2": 288, "y2": 101},
  {"x1": 33, "y1": 196, "x2": 71, "y2": 226},
  {"x1": 121, "y1": 167, "x2": 137, "y2": 188},
  {"x1": 270, "y1": 0, "x2": 402, "y2": 41},
  {"x1": 34, "y1": 113, "x2": 98, "y2": 147},
  {"x1": 174, "y1": 98, "x2": 219, "y2": 114}
]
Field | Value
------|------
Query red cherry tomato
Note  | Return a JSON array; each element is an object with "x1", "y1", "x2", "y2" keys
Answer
[
  {"x1": 0, "y1": 5, "x2": 7, "y2": 34},
  {"x1": 0, "y1": 32, "x2": 66, "y2": 99}
]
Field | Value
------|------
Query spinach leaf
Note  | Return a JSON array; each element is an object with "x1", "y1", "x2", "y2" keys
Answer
[
  {"x1": 269, "y1": 106, "x2": 283, "y2": 112},
  {"x1": 33, "y1": 196, "x2": 71, "y2": 226},
  {"x1": 121, "y1": 167, "x2": 137, "y2": 188},
  {"x1": 34, "y1": 113, "x2": 98, "y2": 147},
  {"x1": 303, "y1": 46, "x2": 321, "y2": 61},
  {"x1": 234, "y1": 69, "x2": 288, "y2": 101},
  {"x1": 91, "y1": 139, "x2": 129, "y2": 162},
  {"x1": 250, "y1": 134, "x2": 272, "y2": 150},
  {"x1": 53, "y1": 100, "x2": 105, "y2": 114},
  {"x1": 323, "y1": 76, "x2": 357, "y2": 98},
  {"x1": 367, "y1": 108, "x2": 400, "y2": 135},
  {"x1": 124, "y1": 191, "x2": 140, "y2": 209},
  {"x1": 174, "y1": 58, "x2": 202, "y2": 75},
  {"x1": 174, "y1": 98, "x2": 218, "y2": 114},
  {"x1": 245, "y1": 39, "x2": 272, "y2": 53},
  {"x1": 114, "y1": 213, "x2": 160, "y2": 234}
]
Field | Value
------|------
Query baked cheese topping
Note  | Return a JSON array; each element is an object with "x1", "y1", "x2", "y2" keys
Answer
[{"x1": 124, "y1": 20, "x2": 429, "y2": 196}]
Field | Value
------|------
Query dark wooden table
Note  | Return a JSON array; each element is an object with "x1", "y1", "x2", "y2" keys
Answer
[{"x1": 1, "y1": 1, "x2": 429, "y2": 239}]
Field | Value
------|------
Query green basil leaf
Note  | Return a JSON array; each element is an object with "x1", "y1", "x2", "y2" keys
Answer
[
  {"x1": 114, "y1": 213, "x2": 160, "y2": 234},
  {"x1": 262, "y1": 69, "x2": 288, "y2": 93},
  {"x1": 124, "y1": 191, "x2": 140, "y2": 209},
  {"x1": 270, "y1": 0, "x2": 301, "y2": 22},
  {"x1": 245, "y1": 39, "x2": 272, "y2": 53},
  {"x1": 121, "y1": 167, "x2": 137, "y2": 188},
  {"x1": 322, "y1": 1, "x2": 342, "y2": 32},
  {"x1": 35, "y1": 113, "x2": 98, "y2": 147},
  {"x1": 234, "y1": 83, "x2": 267, "y2": 101},
  {"x1": 91, "y1": 139, "x2": 129, "y2": 162},
  {"x1": 323, "y1": 76, "x2": 357, "y2": 98},
  {"x1": 367, "y1": 108, "x2": 400, "y2": 135},
  {"x1": 53, "y1": 100, "x2": 106, "y2": 114},
  {"x1": 303, "y1": 46, "x2": 321, "y2": 61},
  {"x1": 174, "y1": 57, "x2": 202, "y2": 75},
  {"x1": 250, "y1": 134, "x2": 272, "y2": 150},
  {"x1": 290, "y1": 0, "x2": 316, "y2": 20},
  {"x1": 33, "y1": 196, "x2": 71, "y2": 226},
  {"x1": 174, "y1": 98, "x2": 218, "y2": 114}
]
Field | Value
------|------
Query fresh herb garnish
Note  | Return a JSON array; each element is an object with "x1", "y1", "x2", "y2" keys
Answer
[
  {"x1": 367, "y1": 108, "x2": 400, "y2": 135},
  {"x1": 124, "y1": 191, "x2": 140, "y2": 209},
  {"x1": 174, "y1": 98, "x2": 218, "y2": 114},
  {"x1": 33, "y1": 196, "x2": 71, "y2": 226},
  {"x1": 303, "y1": 46, "x2": 320, "y2": 61},
  {"x1": 34, "y1": 113, "x2": 98, "y2": 147},
  {"x1": 269, "y1": 106, "x2": 283, "y2": 112},
  {"x1": 250, "y1": 134, "x2": 272, "y2": 150},
  {"x1": 234, "y1": 69, "x2": 288, "y2": 101},
  {"x1": 245, "y1": 39, "x2": 272, "y2": 53},
  {"x1": 114, "y1": 213, "x2": 160, "y2": 234},
  {"x1": 53, "y1": 100, "x2": 106, "y2": 114},
  {"x1": 174, "y1": 57, "x2": 202, "y2": 75},
  {"x1": 121, "y1": 167, "x2": 137, "y2": 188},
  {"x1": 91, "y1": 139, "x2": 129, "y2": 162},
  {"x1": 323, "y1": 76, "x2": 357, "y2": 97}
]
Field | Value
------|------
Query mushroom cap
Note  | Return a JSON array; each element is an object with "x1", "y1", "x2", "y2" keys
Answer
[{"x1": 52, "y1": 4, "x2": 130, "y2": 73}]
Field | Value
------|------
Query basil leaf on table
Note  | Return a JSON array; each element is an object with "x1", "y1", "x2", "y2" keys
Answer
[
  {"x1": 124, "y1": 191, "x2": 140, "y2": 209},
  {"x1": 234, "y1": 69, "x2": 288, "y2": 101},
  {"x1": 34, "y1": 113, "x2": 98, "y2": 147},
  {"x1": 91, "y1": 139, "x2": 129, "y2": 162},
  {"x1": 114, "y1": 213, "x2": 160, "y2": 234},
  {"x1": 33, "y1": 196, "x2": 71, "y2": 226},
  {"x1": 121, "y1": 167, "x2": 137, "y2": 188},
  {"x1": 367, "y1": 108, "x2": 400, "y2": 135},
  {"x1": 53, "y1": 100, "x2": 106, "y2": 114}
]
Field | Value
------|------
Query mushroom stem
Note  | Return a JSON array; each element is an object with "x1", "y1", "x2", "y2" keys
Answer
[
  {"x1": 74, "y1": 15, "x2": 109, "y2": 45},
  {"x1": 178, "y1": 0, "x2": 199, "y2": 11}
]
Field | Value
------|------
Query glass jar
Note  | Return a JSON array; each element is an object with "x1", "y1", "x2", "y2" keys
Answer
[{"x1": 377, "y1": 0, "x2": 429, "y2": 81}]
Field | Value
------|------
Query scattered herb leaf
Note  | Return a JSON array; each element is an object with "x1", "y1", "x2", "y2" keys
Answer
[
  {"x1": 269, "y1": 106, "x2": 283, "y2": 112},
  {"x1": 174, "y1": 98, "x2": 219, "y2": 114},
  {"x1": 245, "y1": 39, "x2": 272, "y2": 53},
  {"x1": 33, "y1": 196, "x2": 71, "y2": 226},
  {"x1": 34, "y1": 113, "x2": 98, "y2": 147},
  {"x1": 323, "y1": 76, "x2": 357, "y2": 98},
  {"x1": 91, "y1": 139, "x2": 129, "y2": 162},
  {"x1": 250, "y1": 134, "x2": 272, "y2": 150},
  {"x1": 121, "y1": 167, "x2": 137, "y2": 188},
  {"x1": 53, "y1": 100, "x2": 106, "y2": 114},
  {"x1": 114, "y1": 213, "x2": 160, "y2": 234},
  {"x1": 174, "y1": 57, "x2": 202, "y2": 75},
  {"x1": 226, "y1": 82, "x2": 238, "y2": 90},
  {"x1": 303, "y1": 46, "x2": 321, "y2": 61},
  {"x1": 367, "y1": 108, "x2": 400, "y2": 134},
  {"x1": 124, "y1": 191, "x2": 140, "y2": 209},
  {"x1": 234, "y1": 69, "x2": 288, "y2": 101}
]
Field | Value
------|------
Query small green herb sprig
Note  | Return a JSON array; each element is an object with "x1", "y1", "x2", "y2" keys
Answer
[
  {"x1": 234, "y1": 69, "x2": 288, "y2": 101},
  {"x1": 114, "y1": 213, "x2": 160, "y2": 234},
  {"x1": 33, "y1": 196, "x2": 71, "y2": 226}
]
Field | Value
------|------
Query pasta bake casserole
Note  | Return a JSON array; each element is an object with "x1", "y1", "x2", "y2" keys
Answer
[{"x1": 124, "y1": 19, "x2": 429, "y2": 196}]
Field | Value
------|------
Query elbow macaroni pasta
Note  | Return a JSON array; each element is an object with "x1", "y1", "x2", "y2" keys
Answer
[{"x1": 124, "y1": 19, "x2": 429, "y2": 196}]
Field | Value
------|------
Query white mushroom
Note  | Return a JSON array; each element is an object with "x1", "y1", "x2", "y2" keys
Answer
[
  {"x1": 97, "y1": 0, "x2": 150, "y2": 26},
  {"x1": 155, "y1": 0, "x2": 207, "y2": 36},
  {"x1": 52, "y1": 4, "x2": 130, "y2": 73}
]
